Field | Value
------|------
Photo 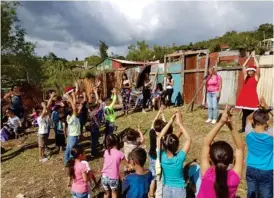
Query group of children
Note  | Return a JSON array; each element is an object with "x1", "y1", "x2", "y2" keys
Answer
[{"x1": 10, "y1": 79, "x2": 271, "y2": 198}]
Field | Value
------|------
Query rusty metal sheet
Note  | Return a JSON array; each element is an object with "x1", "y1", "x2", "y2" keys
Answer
[
  {"x1": 185, "y1": 55, "x2": 197, "y2": 70},
  {"x1": 218, "y1": 70, "x2": 239, "y2": 105}
]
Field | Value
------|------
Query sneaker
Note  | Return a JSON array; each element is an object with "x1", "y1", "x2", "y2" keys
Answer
[
  {"x1": 211, "y1": 120, "x2": 217, "y2": 124},
  {"x1": 142, "y1": 109, "x2": 146, "y2": 113},
  {"x1": 40, "y1": 157, "x2": 48, "y2": 163},
  {"x1": 205, "y1": 119, "x2": 212, "y2": 123}
]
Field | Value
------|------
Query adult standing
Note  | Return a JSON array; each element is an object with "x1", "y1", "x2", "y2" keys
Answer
[
  {"x1": 3, "y1": 85, "x2": 24, "y2": 119},
  {"x1": 121, "y1": 73, "x2": 131, "y2": 115},
  {"x1": 164, "y1": 73, "x2": 174, "y2": 107},
  {"x1": 236, "y1": 53, "x2": 260, "y2": 133},
  {"x1": 205, "y1": 67, "x2": 222, "y2": 124},
  {"x1": 142, "y1": 73, "x2": 152, "y2": 113}
]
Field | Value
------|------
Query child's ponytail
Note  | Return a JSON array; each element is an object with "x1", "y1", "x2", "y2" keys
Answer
[
  {"x1": 214, "y1": 162, "x2": 229, "y2": 198},
  {"x1": 209, "y1": 141, "x2": 233, "y2": 198}
]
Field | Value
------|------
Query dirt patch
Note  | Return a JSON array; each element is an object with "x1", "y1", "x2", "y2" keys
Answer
[{"x1": 1, "y1": 106, "x2": 247, "y2": 198}]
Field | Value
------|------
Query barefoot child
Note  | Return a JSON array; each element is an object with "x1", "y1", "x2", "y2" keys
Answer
[
  {"x1": 122, "y1": 147, "x2": 153, "y2": 198},
  {"x1": 245, "y1": 97, "x2": 273, "y2": 198},
  {"x1": 198, "y1": 106, "x2": 245, "y2": 198},
  {"x1": 67, "y1": 145, "x2": 89, "y2": 198}
]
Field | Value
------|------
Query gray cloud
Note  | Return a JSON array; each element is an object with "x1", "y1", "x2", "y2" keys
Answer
[{"x1": 17, "y1": 1, "x2": 273, "y2": 60}]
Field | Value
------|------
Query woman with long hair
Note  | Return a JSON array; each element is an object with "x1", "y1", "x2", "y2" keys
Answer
[
  {"x1": 236, "y1": 52, "x2": 260, "y2": 133},
  {"x1": 164, "y1": 73, "x2": 174, "y2": 107},
  {"x1": 205, "y1": 67, "x2": 222, "y2": 125},
  {"x1": 121, "y1": 73, "x2": 131, "y2": 115},
  {"x1": 142, "y1": 73, "x2": 152, "y2": 113}
]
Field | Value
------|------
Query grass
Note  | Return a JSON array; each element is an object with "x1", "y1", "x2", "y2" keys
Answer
[{"x1": 1, "y1": 106, "x2": 248, "y2": 198}]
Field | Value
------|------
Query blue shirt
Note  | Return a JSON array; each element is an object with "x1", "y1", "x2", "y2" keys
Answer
[
  {"x1": 245, "y1": 124, "x2": 273, "y2": 170},
  {"x1": 158, "y1": 150, "x2": 186, "y2": 188},
  {"x1": 51, "y1": 111, "x2": 59, "y2": 123},
  {"x1": 122, "y1": 171, "x2": 153, "y2": 198},
  {"x1": 188, "y1": 164, "x2": 202, "y2": 196}
]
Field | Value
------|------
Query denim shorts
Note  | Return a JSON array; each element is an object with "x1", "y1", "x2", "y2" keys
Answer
[
  {"x1": 163, "y1": 185, "x2": 186, "y2": 198},
  {"x1": 72, "y1": 191, "x2": 88, "y2": 198},
  {"x1": 101, "y1": 175, "x2": 119, "y2": 191},
  {"x1": 149, "y1": 156, "x2": 157, "y2": 180}
]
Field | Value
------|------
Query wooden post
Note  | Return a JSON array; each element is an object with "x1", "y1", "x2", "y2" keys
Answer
[
  {"x1": 202, "y1": 50, "x2": 209, "y2": 106},
  {"x1": 181, "y1": 55, "x2": 185, "y2": 105}
]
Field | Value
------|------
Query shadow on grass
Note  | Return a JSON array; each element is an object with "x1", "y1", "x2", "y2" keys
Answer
[{"x1": 1, "y1": 142, "x2": 38, "y2": 162}]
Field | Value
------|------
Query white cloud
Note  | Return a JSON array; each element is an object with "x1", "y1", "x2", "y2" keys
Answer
[{"x1": 17, "y1": 1, "x2": 273, "y2": 60}]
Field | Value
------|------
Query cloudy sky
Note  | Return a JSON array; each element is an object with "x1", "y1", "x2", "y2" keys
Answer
[{"x1": 17, "y1": 1, "x2": 273, "y2": 61}]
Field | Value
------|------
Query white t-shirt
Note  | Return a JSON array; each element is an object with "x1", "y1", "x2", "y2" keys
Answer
[
  {"x1": 37, "y1": 116, "x2": 50, "y2": 135},
  {"x1": 8, "y1": 116, "x2": 20, "y2": 130}
]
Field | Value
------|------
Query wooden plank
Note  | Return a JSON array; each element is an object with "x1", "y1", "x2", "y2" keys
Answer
[
  {"x1": 202, "y1": 50, "x2": 209, "y2": 105},
  {"x1": 166, "y1": 49, "x2": 209, "y2": 58},
  {"x1": 181, "y1": 55, "x2": 184, "y2": 105}
]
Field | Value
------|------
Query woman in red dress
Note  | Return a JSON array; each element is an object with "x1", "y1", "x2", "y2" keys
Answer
[{"x1": 236, "y1": 53, "x2": 260, "y2": 132}]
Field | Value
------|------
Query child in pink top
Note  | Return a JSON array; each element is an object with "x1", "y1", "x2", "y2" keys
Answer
[
  {"x1": 198, "y1": 106, "x2": 244, "y2": 198},
  {"x1": 101, "y1": 134, "x2": 128, "y2": 198},
  {"x1": 67, "y1": 145, "x2": 89, "y2": 198}
]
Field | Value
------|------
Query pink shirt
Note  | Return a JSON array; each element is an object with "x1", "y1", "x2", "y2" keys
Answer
[
  {"x1": 101, "y1": 148, "x2": 125, "y2": 179},
  {"x1": 206, "y1": 75, "x2": 221, "y2": 93},
  {"x1": 197, "y1": 167, "x2": 240, "y2": 198},
  {"x1": 71, "y1": 161, "x2": 88, "y2": 193}
]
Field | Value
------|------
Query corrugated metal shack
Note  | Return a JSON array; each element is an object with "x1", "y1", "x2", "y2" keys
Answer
[
  {"x1": 96, "y1": 58, "x2": 146, "y2": 101},
  {"x1": 151, "y1": 50, "x2": 273, "y2": 107}
]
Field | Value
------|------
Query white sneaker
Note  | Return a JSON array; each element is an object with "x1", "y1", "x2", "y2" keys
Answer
[
  {"x1": 142, "y1": 109, "x2": 146, "y2": 113},
  {"x1": 205, "y1": 119, "x2": 212, "y2": 123},
  {"x1": 40, "y1": 157, "x2": 48, "y2": 163},
  {"x1": 211, "y1": 120, "x2": 217, "y2": 124}
]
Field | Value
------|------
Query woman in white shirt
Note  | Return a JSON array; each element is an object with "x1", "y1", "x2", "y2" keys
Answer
[{"x1": 164, "y1": 73, "x2": 174, "y2": 107}]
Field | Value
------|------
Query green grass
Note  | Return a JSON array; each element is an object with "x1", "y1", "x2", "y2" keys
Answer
[{"x1": 1, "y1": 106, "x2": 247, "y2": 198}]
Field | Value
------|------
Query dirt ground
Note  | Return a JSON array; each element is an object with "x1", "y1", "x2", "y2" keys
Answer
[{"x1": 1, "y1": 106, "x2": 248, "y2": 198}]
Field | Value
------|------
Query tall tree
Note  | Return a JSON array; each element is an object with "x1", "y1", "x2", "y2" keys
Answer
[
  {"x1": 99, "y1": 40, "x2": 109, "y2": 60},
  {"x1": 1, "y1": 2, "x2": 42, "y2": 87}
]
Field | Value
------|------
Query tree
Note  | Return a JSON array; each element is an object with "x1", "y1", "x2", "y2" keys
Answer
[
  {"x1": 1, "y1": 2, "x2": 42, "y2": 87},
  {"x1": 85, "y1": 55, "x2": 101, "y2": 66},
  {"x1": 75, "y1": 57, "x2": 78, "y2": 61},
  {"x1": 99, "y1": 40, "x2": 108, "y2": 60}
]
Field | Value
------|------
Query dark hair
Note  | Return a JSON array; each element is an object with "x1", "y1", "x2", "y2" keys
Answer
[
  {"x1": 156, "y1": 83, "x2": 163, "y2": 91},
  {"x1": 11, "y1": 85, "x2": 18, "y2": 91},
  {"x1": 67, "y1": 145, "x2": 85, "y2": 179},
  {"x1": 122, "y1": 73, "x2": 128, "y2": 80},
  {"x1": 6, "y1": 108, "x2": 14, "y2": 114},
  {"x1": 106, "y1": 134, "x2": 120, "y2": 155},
  {"x1": 209, "y1": 141, "x2": 233, "y2": 198},
  {"x1": 129, "y1": 147, "x2": 147, "y2": 167},
  {"x1": 124, "y1": 128, "x2": 139, "y2": 142},
  {"x1": 149, "y1": 120, "x2": 173, "y2": 159},
  {"x1": 159, "y1": 134, "x2": 179, "y2": 180},
  {"x1": 166, "y1": 73, "x2": 173, "y2": 80},
  {"x1": 54, "y1": 105, "x2": 61, "y2": 111},
  {"x1": 154, "y1": 119, "x2": 165, "y2": 132},
  {"x1": 252, "y1": 109, "x2": 271, "y2": 127}
]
